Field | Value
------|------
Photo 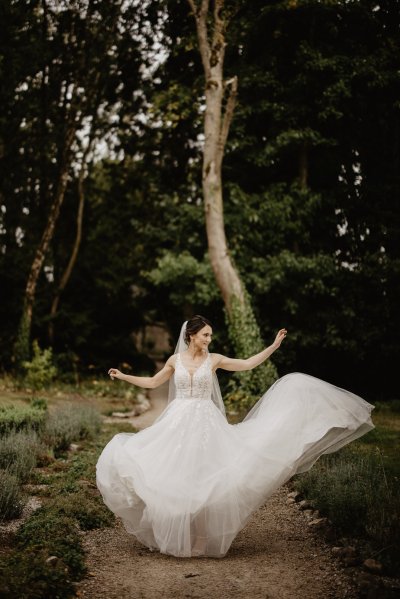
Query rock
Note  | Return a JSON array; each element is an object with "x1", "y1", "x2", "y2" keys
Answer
[
  {"x1": 303, "y1": 509, "x2": 314, "y2": 520},
  {"x1": 111, "y1": 400, "x2": 151, "y2": 419},
  {"x1": 308, "y1": 517, "x2": 329, "y2": 529},
  {"x1": 69, "y1": 443, "x2": 80, "y2": 452},
  {"x1": 343, "y1": 556, "x2": 361, "y2": 567},
  {"x1": 286, "y1": 498, "x2": 296, "y2": 504},
  {"x1": 133, "y1": 400, "x2": 151, "y2": 414},
  {"x1": 287, "y1": 490, "x2": 302, "y2": 501},
  {"x1": 363, "y1": 558, "x2": 383, "y2": 574},
  {"x1": 298, "y1": 499, "x2": 313, "y2": 510},
  {"x1": 46, "y1": 555, "x2": 59, "y2": 566},
  {"x1": 111, "y1": 411, "x2": 132, "y2": 418}
]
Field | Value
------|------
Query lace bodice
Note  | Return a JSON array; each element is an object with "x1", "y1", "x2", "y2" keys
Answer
[{"x1": 174, "y1": 352, "x2": 213, "y2": 400}]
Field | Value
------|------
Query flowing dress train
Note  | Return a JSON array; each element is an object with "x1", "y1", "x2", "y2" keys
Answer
[{"x1": 96, "y1": 353, "x2": 374, "y2": 558}]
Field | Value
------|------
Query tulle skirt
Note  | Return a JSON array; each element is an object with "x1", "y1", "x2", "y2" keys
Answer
[{"x1": 96, "y1": 373, "x2": 375, "y2": 558}]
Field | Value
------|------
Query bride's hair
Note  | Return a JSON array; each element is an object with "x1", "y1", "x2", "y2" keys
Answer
[{"x1": 184, "y1": 315, "x2": 212, "y2": 345}]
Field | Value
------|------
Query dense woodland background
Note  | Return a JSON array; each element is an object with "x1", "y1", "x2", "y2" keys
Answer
[{"x1": 1, "y1": 0, "x2": 399, "y2": 402}]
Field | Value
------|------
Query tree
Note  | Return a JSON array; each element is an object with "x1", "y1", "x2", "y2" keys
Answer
[
  {"x1": 8, "y1": 0, "x2": 142, "y2": 365},
  {"x1": 186, "y1": 0, "x2": 277, "y2": 403}
]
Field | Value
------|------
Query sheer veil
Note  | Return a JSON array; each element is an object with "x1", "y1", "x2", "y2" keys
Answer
[{"x1": 168, "y1": 321, "x2": 226, "y2": 418}]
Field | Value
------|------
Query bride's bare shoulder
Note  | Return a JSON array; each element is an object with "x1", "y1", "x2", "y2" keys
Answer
[
  {"x1": 165, "y1": 354, "x2": 177, "y2": 370},
  {"x1": 209, "y1": 353, "x2": 223, "y2": 369}
]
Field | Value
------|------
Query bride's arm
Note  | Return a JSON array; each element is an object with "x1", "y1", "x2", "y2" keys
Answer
[
  {"x1": 213, "y1": 329, "x2": 287, "y2": 372},
  {"x1": 108, "y1": 356, "x2": 175, "y2": 389}
]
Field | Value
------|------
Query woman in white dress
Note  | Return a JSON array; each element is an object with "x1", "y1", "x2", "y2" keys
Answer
[{"x1": 96, "y1": 315, "x2": 375, "y2": 558}]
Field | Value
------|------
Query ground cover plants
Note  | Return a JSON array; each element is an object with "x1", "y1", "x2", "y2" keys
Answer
[
  {"x1": 292, "y1": 401, "x2": 400, "y2": 575},
  {"x1": 0, "y1": 383, "x2": 134, "y2": 599}
]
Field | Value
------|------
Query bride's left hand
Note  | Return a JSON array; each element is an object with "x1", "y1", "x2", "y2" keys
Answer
[{"x1": 273, "y1": 328, "x2": 287, "y2": 349}]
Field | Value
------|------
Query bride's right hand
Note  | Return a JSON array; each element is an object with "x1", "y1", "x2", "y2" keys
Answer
[{"x1": 108, "y1": 368, "x2": 123, "y2": 380}]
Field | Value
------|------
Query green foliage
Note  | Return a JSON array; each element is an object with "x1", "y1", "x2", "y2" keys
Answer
[
  {"x1": 146, "y1": 250, "x2": 220, "y2": 307},
  {"x1": 0, "y1": 404, "x2": 47, "y2": 436},
  {"x1": 80, "y1": 378, "x2": 137, "y2": 400},
  {"x1": 0, "y1": 430, "x2": 40, "y2": 482},
  {"x1": 225, "y1": 290, "x2": 278, "y2": 411},
  {"x1": 0, "y1": 0, "x2": 399, "y2": 405},
  {"x1": 30, "y1": 396, "x2": 48, "y2": 411},
  {"x1": 0, "y1": 401, "x2": 112, "y2": 598},
  {"x1": 44, "y1": 403, "x2": 102, "y2": 454},
  {"x1": 15, "y1": 506, "x2": 86, "y2": 579},
  {"x1": 22, "y1": 340, "x2": 57, "y2": 390},
  {"x1": 0, "y1": 469, "x2": 25, "y2": 521},
  {"x1": 47, "y1": 490, "x2": 114, "y2": 531},
  {"x1": 0, "y1": 548, "x2": 76, "y2": 599},
  {"x1": 293, "y1": 445, "x2": 400, "y2": 575}
]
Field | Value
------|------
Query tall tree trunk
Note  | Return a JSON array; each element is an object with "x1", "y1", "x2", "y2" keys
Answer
[
  {"x1": 187, "y1": 0, "x2": 277, "y2": 406},
  {"x1": 48, "y1": 143, "x2": 89, "y2": 345},
  {"x1": 14, "y1": 100, "x2": 78, "y2": 365}
]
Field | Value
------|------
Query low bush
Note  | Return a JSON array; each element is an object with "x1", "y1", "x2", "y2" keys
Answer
[
  {"x1": 80, "y1": 377, "x2": 137, "y2": 399},
  {"x1": 44, "y1": 403, "x2": 102, "y2": 454},
  {"x1": 30, "y1": 396, "x2": 48, "y2": 411},
  {"x1": 0, "y1": 469, "x2": 25, "y2": 521},
  {"x1": 0, "y1": 404, "x2": 47, "y2": 436},
  {"x1": 15, "y1": 506, "x2": 86, "y2": 580},
  {"x1": 47, "y1": 490, "x2": 114, "y2": 530},
  {"x1": 1, "y1": 504, "x2": 85, "y2": 598},
  {"x1": 0, "y1": 548, "x2": 76, "y2": 599},
  {"x1": 0, "y1": 430, "x2": 41, "y2": 482},
  {"x1": 293, "y1": 445, "x2": 400, "y2": 574},
  {"x1": 22, "y1": 340, "x2": 57, "y2": 390}
]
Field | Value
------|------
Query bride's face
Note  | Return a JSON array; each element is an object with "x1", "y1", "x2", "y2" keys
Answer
[{"x1": 191, "y1": 325, "x2": 213, "y2": 351}]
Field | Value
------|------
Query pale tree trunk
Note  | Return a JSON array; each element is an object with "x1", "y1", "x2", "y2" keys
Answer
[
  {"x1": 48, "y1": 138, "x2": 92, "y2": 345},
  {"x1": 188, "y1": 0, "x2": 243, "y2": 312},
  {"x1": 187, "y1": 0, "x2": 277, "y2": 405},
  {"x1": 14, "y1": 92, "x2": 79, "y2": 365}
]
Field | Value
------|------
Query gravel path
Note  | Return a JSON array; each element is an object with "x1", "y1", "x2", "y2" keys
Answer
[{"x1": 77, "y1": 385, "x2": 359, "y2": 599}]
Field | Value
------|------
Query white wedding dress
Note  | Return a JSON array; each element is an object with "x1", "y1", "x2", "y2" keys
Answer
[{"x1": 96, "y1": 353, "x2": 375, "y2": 558}]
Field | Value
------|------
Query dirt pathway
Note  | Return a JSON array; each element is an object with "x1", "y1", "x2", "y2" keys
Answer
[{"x1": 77, "y1": 386, "x2": 359, "y2": 599}]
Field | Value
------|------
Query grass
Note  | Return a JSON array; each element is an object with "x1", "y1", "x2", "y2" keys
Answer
[{"x1": 0, "y1": 374, "x2": 140, "y2": 416}]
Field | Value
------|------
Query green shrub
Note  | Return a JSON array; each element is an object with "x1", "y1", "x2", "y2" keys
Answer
[
  {"x1": 30, "y1": 396, "x2": 48, "y2": 411},
  {"x1": 0, "y1": 548, "x2": 76, "y2": 599},
  {"x1": 44, "y1": 403, "x2": 102, "y2": 453},
  {"x1": 293, "y1": 446, "x2": 400, "y2": 574},
  {"x1": 0, "y1": 430, "x2": 40, "y2": 482},
  {"x1": 0, "y1": 404, "x2": 47, "y2": 436},
  {"x1": 0, "y1": 469, "x2": 25, "y2": 521},
  {"x1": 80, "y1": 377, "x2": 137, "y2": 399},
  {"x1": 48, "y1": 490, "x2": 114, "y2": 530},
  {"x1": 374, "y1": 399, "x2": 400, "y2": 413},
  {"x1": 16, "y1": 506, "x2": 86, "y2": 580},
  {"x1": 22, "y1": 340, "x2": 57, "y2": 390}
]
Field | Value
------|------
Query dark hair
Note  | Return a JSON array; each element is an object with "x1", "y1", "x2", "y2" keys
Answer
[{"x1": 184, "y1": 315, "x2": 212, "y2": 345}]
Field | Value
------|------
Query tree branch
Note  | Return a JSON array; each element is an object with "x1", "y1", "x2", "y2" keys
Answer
[
  {"x1": 218, "y1": 75, "x2": 238, "y2": 164},
  {"x1": 187, "y1": 0, "x2": 211, "y2": 77},
  {"x1": 212, "y1": 0, "x2": 225, "y2": 47}
]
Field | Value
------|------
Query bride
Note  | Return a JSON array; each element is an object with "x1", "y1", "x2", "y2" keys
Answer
[{"x1": 96, "y1": 314, "x2": 375, "y2": 558}]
